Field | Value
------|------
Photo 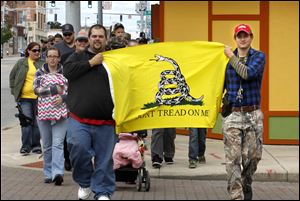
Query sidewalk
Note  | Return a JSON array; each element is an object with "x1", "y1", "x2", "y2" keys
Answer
[{"x1": 1, "y1": 124, "x2": 299, "y2": 182}]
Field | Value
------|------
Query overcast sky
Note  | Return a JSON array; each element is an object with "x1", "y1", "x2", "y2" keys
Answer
[{"x1": 46, "y1": 1, "x2": 159, "y2": 39}]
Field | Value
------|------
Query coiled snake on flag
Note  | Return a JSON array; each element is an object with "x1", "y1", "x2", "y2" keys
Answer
[{"x1": 152, "y1": 54, "x2": 204, "y2": 105}]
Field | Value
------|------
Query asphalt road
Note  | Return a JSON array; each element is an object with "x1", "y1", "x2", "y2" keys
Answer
[{"x1": 1, "y1": 56, "x2": 20, "y2": 129}]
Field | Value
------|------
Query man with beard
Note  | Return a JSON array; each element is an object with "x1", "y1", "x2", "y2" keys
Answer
[
  {"x1": 54, "y1": 23, "x2": 76, "y2": 65},
  {"x1": 63, "y1": 24, "x2": 116, "y2": 200}
]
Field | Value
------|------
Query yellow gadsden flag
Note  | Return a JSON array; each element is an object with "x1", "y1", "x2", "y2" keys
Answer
[{"x1": 102, "y1": 41, "x2": 228, "y2": 133}]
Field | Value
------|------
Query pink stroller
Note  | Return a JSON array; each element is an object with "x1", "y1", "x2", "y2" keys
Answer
[{"x1": 113, "y1": 131, "x2": 150, "y2": 191}]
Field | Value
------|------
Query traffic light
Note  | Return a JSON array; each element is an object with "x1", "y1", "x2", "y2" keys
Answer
[
  {"x1": 88, "y1": 1, "x2": 92, "y2": 8},
  {"x1": 50, "y1": 1, "x2": 55, "y2": 7},
  {"x1": 120, "y1": 15, "x2": 123, "y2": 22}
]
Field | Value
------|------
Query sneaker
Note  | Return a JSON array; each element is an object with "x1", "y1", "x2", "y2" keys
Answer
[
  {"x1": 189, "y1": 159, "x2": 198, "y2": 169},
  {"x1": 152, "y1": 155, "x2": 162, "y2": 168},
  {"x1": 32, "y1": 147, "x2": 42, "y2": 154},
  {"x1": 78, "y1": 187, "x2": 91, "y2": 200},
  {"x1": 53, "y1": 174, "x2": 64, "y2": 186},
  {"x1": 20, "y1": 148, "x2": 30, "y2": 154},
  {"x1": 243, "y1": 184, "x2": 252, "y2": 200},
  {"x1": 198, "y1": 155, "x2": 206, "y2": 164},
  {"x1": 64, "y1": 159, "x2": 72, "y2": 171},
  {"x1": 98, "y1": 195, "x2": 110, "y2": 200},
  {"x1": 164, "y1": 157, "x2": 174, "y2": 165},
  {"x1": 44, "y1": 178, "x2": 52, "y2": 183}
]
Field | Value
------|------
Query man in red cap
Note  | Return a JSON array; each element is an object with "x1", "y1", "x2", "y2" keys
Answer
[{"x1": 222, "y1": 24, "x2": 266, "y2": 200}]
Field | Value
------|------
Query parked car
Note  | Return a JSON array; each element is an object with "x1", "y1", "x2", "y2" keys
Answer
[{"x1": 19, "y1": 48, "x2": 25, "y2": 57}]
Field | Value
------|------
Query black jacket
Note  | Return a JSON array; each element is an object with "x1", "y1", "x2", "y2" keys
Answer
[{"x1": 63, "y1": 49, "x2": 114, "y2": 120}]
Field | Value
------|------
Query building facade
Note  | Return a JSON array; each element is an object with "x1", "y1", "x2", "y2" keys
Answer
[
  {"x1": 1, "y1": 1, "x2": 47, "y2": 54},
  {"x1": 152, "y1": 1, "x2": 299, "y2": 145}
]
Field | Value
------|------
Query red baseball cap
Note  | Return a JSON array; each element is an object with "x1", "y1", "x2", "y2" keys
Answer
[{"x1": 234, "y1": 24, "x2": 252, "y2": 36}]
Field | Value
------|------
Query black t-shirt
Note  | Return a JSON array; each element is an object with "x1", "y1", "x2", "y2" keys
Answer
[{"x1": 63, "y1": 50, "x2": 114, "y2": 120}]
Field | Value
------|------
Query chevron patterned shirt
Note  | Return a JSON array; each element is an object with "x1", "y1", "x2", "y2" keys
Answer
[{"x1": 34, "y1": 63, "x2": 68, "y2": 121}]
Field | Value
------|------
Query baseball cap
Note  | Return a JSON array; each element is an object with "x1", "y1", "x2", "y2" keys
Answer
[
  {"x1": 234, "y1": 24, "x2": 252, "y2": 36},
  {"x1": 76, "y1": 29, "x2": 88, "y2": 40},
  {"x1": 113, "y1": 23, "x2": 124, "y2": 31},
  {"x1": 62, "y1": 23, "x2": 74, "y2": 34}
]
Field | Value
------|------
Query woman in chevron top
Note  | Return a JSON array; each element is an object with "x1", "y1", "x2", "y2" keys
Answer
[{"x1": 33, "y1": 47, "x2": 68, "y2": 186}]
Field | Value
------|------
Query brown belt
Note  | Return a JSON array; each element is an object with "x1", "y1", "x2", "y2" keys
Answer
[{"x1": 232, "y1": 105, "x2": 260, "y2": 113}]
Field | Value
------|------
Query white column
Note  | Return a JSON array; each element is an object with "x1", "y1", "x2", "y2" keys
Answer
[{"x1": 65, "y1": 1, "x2": 81, "y2": 34}]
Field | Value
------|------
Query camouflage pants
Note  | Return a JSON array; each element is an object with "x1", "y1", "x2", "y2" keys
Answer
[{"x1": 222, "y1": 109, "x2": 263, "y2": 200}]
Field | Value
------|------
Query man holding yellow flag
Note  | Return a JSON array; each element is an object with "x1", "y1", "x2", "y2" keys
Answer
[
  {"x1": 64, "y1": 24, "x2": 116, "y2": 200},
  {"x1": 223, "y1": 24, "x2": 266, "y2": 200}
]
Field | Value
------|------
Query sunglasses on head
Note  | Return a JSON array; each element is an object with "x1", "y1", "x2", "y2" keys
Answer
[
  {"x1": 63, "y1": 33, "x2": 73, "y2": 37},
  {"x1": 31, "y1": 49, "x2": 40, "y2": 53}
]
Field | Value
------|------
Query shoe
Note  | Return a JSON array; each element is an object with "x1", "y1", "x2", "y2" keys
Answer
[
  {"x1": 64, "y1": 159, "x2": 72, "y2": 171},
  {"x1": 78, "y1": 187, "x2": 91, "y2": 200},
  {"x1": 243, "y1": 184, "x2": 253, "y2": 200},
  {"x1": 20, "y1": 148, "x2": 30, "y2": 154},
  {"x1": 98, "y1": 195, "x2": 110, "y2": 200},
  {"x1": 44, "y1": 178, "x2": 52, "y2": 183},
  {"x1": 189, "y1": 159, "x2": 198, "y2": 169},
  {"x1": 164, "y1": 157, "x2": 174, "y2": 165},
  {"x1": 32, "y1": 149, "x2": 42, "y2": 154},
  {"x1": 152, "y1": 161, "x2": 162, "y2": 168},
  {"x1": 32, "y1": 147, "x2": 42, "y2": 154},
  {"x1": 53, "y1": 174, "x2": 64, "y2": 186},
  {"x1": 198, "y1": 155, "x2": 206, "y2": 164},
  {"x1": 152, "y1": 155, "x2": 162, "y2": 168}
]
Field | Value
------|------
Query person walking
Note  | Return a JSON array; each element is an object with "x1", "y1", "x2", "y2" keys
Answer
[
  {"x1": 9, "y1": 42, "x2": 43, "y2": 155},
  {"x1": 61, "y1": 29, "x2": 89, "y2": 63},
  {"x1": 33, "y1": 47, "x2": 68, "y2": 185},
  {"x1": 54, "y1": 23, "x2": 75, "y2": 62},
  {"x1": 64, "y1": 24, "x2": 116, "y2": 200},
  {"x1": 222, "y1": 24, "x2": 266, "y2": 200},
  {"x1": 54, "y1": 23, "x2": 76, "y2": 171},
  {"x1": 188, "y1": 128, "x2": 207, "y2": 168},
  {"x1": 151, "y1": 128, "x2": 176, "y2": 168}
]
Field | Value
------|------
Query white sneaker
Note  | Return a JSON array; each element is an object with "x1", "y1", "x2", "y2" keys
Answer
[
  {"x1": 98, "y1": 195, "x2": 110, "y2": 200},
  {"x1": 78, "y1": 187, "x2": 91, "y2": 200}
]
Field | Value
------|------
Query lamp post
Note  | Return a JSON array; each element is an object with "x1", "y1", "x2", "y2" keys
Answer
[{"x1": 85, "y1": 17, "x2": 90, "y2": 30}]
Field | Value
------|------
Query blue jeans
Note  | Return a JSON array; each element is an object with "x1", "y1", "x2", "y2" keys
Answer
[
  {"x1": 66, "y1": 117, "x2": 117, "y2": 198},
  {"x1": 18, "y1": 99, "x2": 41, "y2": 152},
  {"x1": 37, "y1": 118, "x2": 67, "y2": 180},
  {"x1": 188, "y1": 128, "x2": 207, "y2": 160}
]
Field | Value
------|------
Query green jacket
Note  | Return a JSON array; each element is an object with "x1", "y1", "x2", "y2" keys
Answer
[{"x1": 9, "y1": 57, "x2": 44, "y2": 101}]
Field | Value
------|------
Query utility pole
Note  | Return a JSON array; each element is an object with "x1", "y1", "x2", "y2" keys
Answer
[
  {"x1": 136, "y1": 1, "x2": 147, "y2": 34},
  {"x1": 98, "y1": 1, "x2": 103, "y2": 25}
]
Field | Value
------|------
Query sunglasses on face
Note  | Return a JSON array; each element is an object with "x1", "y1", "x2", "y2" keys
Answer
[
  {"x1": 63, "y1": 33, "x2": 73, "y2": 37},
  {"x1": 77, "y1": 38, "x2": 88, "y2": 43},
  {"x1": 31, "y1": 49, "x2": 40, "y2": 53}
]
